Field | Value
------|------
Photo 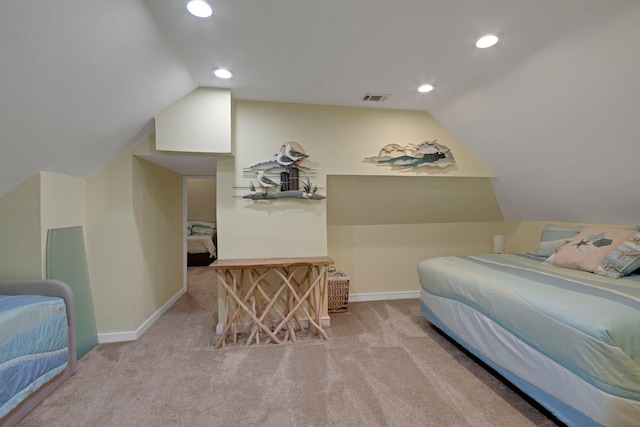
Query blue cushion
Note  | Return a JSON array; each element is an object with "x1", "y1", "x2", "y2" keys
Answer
[{"x1": 534, "y1": 225, "x2": 582, "y2": 257}]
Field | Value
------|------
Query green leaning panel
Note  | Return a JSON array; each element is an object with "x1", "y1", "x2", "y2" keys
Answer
[{"x1": 46, "y1": 226, "x2": 98, "y2": 359}]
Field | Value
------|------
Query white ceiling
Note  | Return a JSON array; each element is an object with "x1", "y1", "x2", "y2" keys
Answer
[{"x1": 1, "y1": 0, "x2": 639, "y2": 222}]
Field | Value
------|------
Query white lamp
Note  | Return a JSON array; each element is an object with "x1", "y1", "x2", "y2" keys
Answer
[{"x1": 493, "y1": 235, "x2": 505, "y2": 254}]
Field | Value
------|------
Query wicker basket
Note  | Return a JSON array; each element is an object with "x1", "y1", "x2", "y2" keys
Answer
[{"x1": 327, "y1": 266, "x2": 350, "y2": 313}]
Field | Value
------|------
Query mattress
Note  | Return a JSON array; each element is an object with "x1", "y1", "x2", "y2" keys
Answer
[
  {"x1": 418, "y1": 253, "x2": 640, "y2": 426},
  {"x1": 0, "y1": 295, "x2": 69, "y2": 419},
  {"x1": 187, "y1": 235, "x2": 216, "y2": 257}
]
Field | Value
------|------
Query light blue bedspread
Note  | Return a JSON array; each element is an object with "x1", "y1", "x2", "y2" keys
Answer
[
  {"x1": 0, "y1": 295, "x2": 68, "y2": 418},
  {"x1": 418, "y1": 254, "x2": 640, "y2": 401}
]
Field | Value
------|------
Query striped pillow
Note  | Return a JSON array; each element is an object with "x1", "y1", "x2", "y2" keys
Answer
[
  {"x1": 534, "y1": 225, "x2": 582, "y2": 257},
  {"x1": 546, "y1": 227, "x2": 640, "y2": 278},
  {"x1": 189, "y1": 221, "x2": 216, "y2": 236}
]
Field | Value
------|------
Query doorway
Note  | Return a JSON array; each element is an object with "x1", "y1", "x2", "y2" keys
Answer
[{"x1": 184, "y1": 176, "x2": 217, "y2": 268}]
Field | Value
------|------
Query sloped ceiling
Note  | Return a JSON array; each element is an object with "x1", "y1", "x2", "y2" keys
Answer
[{"x1": 1, "y1": 1, "x2": 638, "y2": 223}]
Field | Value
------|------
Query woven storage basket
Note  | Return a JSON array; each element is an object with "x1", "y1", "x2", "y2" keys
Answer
[{"x1": 327, "y1": 266, "x2": 349, "y2": 313}]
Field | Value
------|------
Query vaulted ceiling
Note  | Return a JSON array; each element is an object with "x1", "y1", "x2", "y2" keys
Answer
[{"x1": 2, "y1": 1, "x2": 639, "y2": 222}]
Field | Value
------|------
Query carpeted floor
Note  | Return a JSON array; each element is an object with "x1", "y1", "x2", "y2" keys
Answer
[{"x1": 18, "y1": 267, "x2": 563, "y2": 426}]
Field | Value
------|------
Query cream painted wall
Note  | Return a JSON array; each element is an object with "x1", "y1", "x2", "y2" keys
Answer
[
  {"x1": 327, "y1": 175, "x2": 503, "y2": 225},
  {"x1": 40, "y1": 172, "x2": 86, "y2": 275},
  {"x1": 326, "y1": 175, "x2": 504, "y2": 295},
  {"x1": 505, "y1": 221, "x2": 554, "y2": 254},
  {"x1": 86, "y1": 134, "x2": 184, "y2": 335},
  {"x1": 211, "y1": 99, "x2": 503, "y2": 311},
  {"x1": 86, "y1": 144, "x2": 136, "y2": 333},
  {"x1": 0, "y1": 134, "x2": 184, "y2": 338},
  {"x1": 328, "y1": 222, "x2": 505, "y2": 294},
  {"x1": 187, "y1": 178, "x2": 216, "y2": 222},
  {"x1": 217, "y1": 100, "x2": 496, "y2": 261},
  {"x1": 155, "y1": 87, "x2": 233, "y2": 154},
  {"x1": 0, "y1": 174, "x2": 41, "y2": 279},
  {"x1": 233, "y1": 101, "x2": 495, "y2": 180},
  {"x1": 132, "y1": 158, "x2": 183, "y2": 327}
]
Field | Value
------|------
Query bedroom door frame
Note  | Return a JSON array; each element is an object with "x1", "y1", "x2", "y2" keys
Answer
[{"x1": 183, "y1": 175, "x2": 216, "y2": 290}]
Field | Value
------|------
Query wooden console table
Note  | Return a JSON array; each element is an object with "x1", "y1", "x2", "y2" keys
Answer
[{"x1": 211, "y1": 256, "x2": 333, "y2": 347}]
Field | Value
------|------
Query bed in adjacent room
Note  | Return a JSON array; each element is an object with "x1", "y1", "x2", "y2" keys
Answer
[
  {"x1": 418, "y1": 225, "x2": 640, "y2": 427},
  {"x1": 187, "y1": 221, "x2": 217, "y2": 266},
  {"x1": 0, "y1": 280, "x2": 77, "y2": 427}
]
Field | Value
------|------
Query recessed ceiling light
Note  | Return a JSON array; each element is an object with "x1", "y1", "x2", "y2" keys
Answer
[
  {"x1": 212, "y1": 68, "x2": 233, "y2": 79},
  {"x1": 187, "y1": 0, "x2": 213, "y2": 18},
  {"x1": 476, "y1": 35, "x2": 499, "y2": 49},
  {"x1": 418, "y1": 84, "x2": 434, "y2": 93}
]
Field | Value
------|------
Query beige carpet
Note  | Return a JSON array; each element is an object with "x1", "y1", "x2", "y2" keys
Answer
[{"x1": 18, "y1": 267, "x2": 563, "y2": 426}]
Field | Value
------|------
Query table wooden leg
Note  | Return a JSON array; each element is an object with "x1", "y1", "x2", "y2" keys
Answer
[
  {"x1": 215, "y1": 268, "x2": 284, "y2": 347},
  {"x1": 272, "y1": 268, "x2": 329, "y2": 340},
  {"x1": 213, "y1": 259, "x2": 331, "y2": 347}
]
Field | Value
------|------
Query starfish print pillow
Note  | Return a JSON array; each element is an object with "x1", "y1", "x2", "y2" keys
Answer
[{"x1": 545, "y1": 226, "x2": 640, "y2": 278}]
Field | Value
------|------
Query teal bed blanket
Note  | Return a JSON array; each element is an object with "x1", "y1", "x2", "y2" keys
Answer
[
  {"x1": 0, "y1": 295, "x2": 69, "y2": 418},
  {"x1": 418, "y1": 253, "x2": 640, "y2": 402}
]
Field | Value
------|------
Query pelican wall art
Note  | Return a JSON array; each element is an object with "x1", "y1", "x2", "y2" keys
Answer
[
  {"x1": 364, "y1": 140, "x2": 455, "y2": 169},
  {"x1": 242, "y1": 141, "x2": 325, "y2": 200}
]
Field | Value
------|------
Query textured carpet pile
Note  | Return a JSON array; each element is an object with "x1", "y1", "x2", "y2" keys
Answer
[{"x1": 19, "y1": 267, "x2": 561, "y2": 426}]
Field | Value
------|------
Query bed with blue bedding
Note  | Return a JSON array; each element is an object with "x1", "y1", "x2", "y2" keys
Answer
[
  {"x1": 0, "y1": 280, "x2": 76, "y2": 427},
  {"x1": 418, "y1": 253, "x2": 640, "y2": 427}
]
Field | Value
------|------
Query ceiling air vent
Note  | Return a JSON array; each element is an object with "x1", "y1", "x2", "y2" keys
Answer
[{"x1": 362, "y1": 93, "x2": 390, "y2": 102}]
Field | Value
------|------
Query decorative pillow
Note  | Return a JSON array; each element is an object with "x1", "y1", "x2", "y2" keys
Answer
[
  {"x1": 533, "y1": 225, "x2": 582, "y2": 257},
  {"x1": 546, "y1": 227, "x2": 640, "y2": 278},
  {"x1": 189, "y1": 221, "x2": 216, "y2": 228},
  {"x1": 189, "y1": 221, "x2": 216, "y2": 236}
]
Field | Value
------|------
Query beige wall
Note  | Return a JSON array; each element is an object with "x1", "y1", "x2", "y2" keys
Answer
[
  {"x1": 86, "y1": 142, "x2": 137, "y2": 333},
  {"x1": 327, "y1": 175, "x2": 504, "y2": 295},
  {"x1": 0, "y1": 134, "x2": 185, "y2": 340},
  {"x1": 505, "y1": 221, "x2": 551, "y2": 254},
  {"x1": 155, "y1": 87, "x2": 233, "y2": 154},
  {"x1": 216, "y1": 100, "x2": 500, "y2": 298},
  {"x1": 327, "y1": 175, "x2": 503, "y2": 225},
  {"x1": 0, "y1": 174, "x2": 42, "y2": 279},
  {"x1": 40, "y1": 172, "x2": 86, "y2": 275},
  {"x1": 0, "y1": 172, "x2": 86, "y2": 281},
  {"x1": 217, "y1": 100, "x2": 496, "y2": 261},
  {"x1": 329, "y1": 222, "x2": 505, "y2": 294},
  {"x1": 132, "y1": 157, "x2": 183, "y2": 327},
  {"x1": 187, "y1": 178, "x2": 216, "y2": 222},
  {"x1": 86, "y1": 135, "x2": 183, "y2": 335}
]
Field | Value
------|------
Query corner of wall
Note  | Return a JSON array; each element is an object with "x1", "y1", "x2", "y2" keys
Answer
[
  {"x1": 40, "y1": 172, "x2": 86, "y2": 276},
  {"x1": 0, "y1": 173, "x2": 42, "y2": 279},
  {"x1": 132, "y1": 157, "x2": 184, "y2": 328}
]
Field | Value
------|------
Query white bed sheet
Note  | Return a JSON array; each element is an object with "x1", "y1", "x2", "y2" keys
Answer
[
  {"x1": 187, "y1": 235, "x2": 216, "y2": 257},
  {"x1": 421, "y1": 290, "x2": 640, "y2": 427}
]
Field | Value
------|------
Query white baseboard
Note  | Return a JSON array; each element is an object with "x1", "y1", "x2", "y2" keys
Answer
[
  {"x1": 349, "y1": 290, "x2": 420, "y2": 302},
  {"x1": 98, "y1": 331, "x2": 137, "y2": 343},
  {"x1": 96, "y1": 290, "x2": 418, "y2": 343},
  {"x1": 97, "y1": 287, "x2": 187, "y2": 344}
]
